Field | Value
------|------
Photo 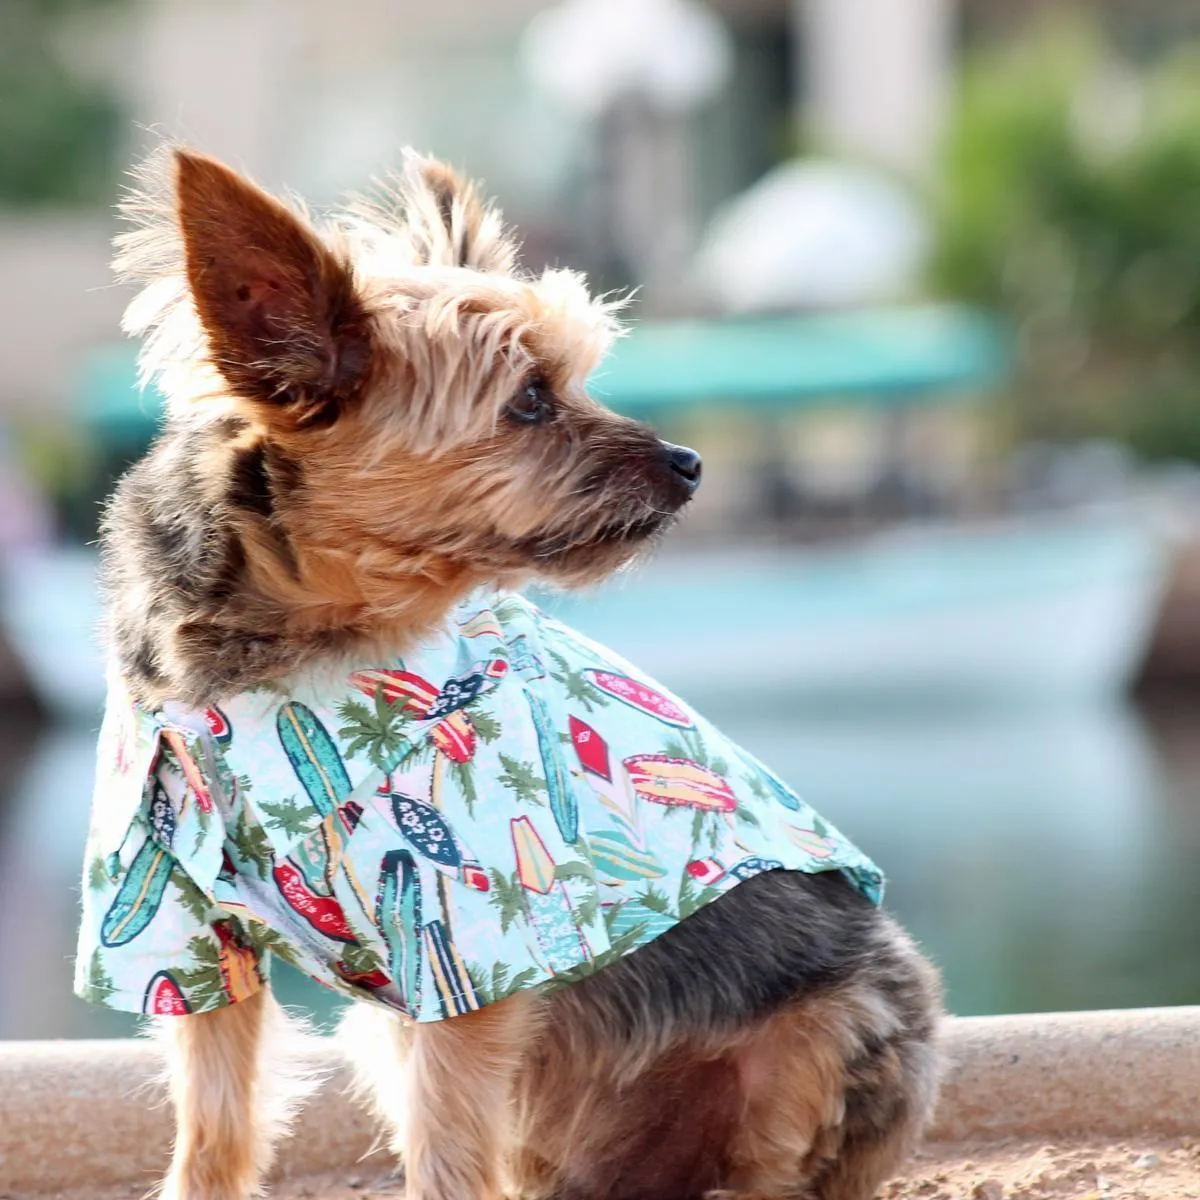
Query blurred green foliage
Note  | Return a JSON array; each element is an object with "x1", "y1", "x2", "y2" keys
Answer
[
  {"x1": 931, "y1": 16, "x2": 1200, "y2": 461},
  {"x1": 0, "y1": 0, "x2": 126, "y2": 207}
]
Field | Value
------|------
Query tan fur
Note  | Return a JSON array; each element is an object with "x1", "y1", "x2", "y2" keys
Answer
[
  {"x1": 108, "y1": 146, "x2": 939, "y2": 1199},
  {"x1": 341, "y1": 997, "x2": 546, "y2": 1200},
  {"x1": 338, "y1": 1003, "x2": 416, "y2": 1158},
  {"x1": 405, "y1": 993, "x2": 543, "y2": 1200},
  {"x1": 499, "y1": 976, "x2": 935, "y2": 1200},
  {"x1": 336, "y1": 937, "x2": 941, "y2": 1200},
  {"x1": 159, "y1": 989, "x2": 319, "y2": 1200}
]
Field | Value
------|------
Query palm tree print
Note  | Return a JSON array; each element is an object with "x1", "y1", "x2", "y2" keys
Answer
[
  {"x1": 546, "y1": 648, "x2": 611, "y2": 713},
  {"x1": 486, "y1": 869, "x2": 527, "y2": 934},
  {"x1": 496, "y1": 754, "x2": 548, "y2": 807},
  {"x1": 468, "y1": 961, "x2": 540, "y2": 1005},
  {"x1": 76, "y1": 590, "x2": 885, "y2": 1025},
  {"x1": 337, "y1": 690, "x2": 411, "y2": 772}
]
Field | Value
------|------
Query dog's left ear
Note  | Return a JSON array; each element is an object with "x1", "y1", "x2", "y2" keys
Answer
[
  {"x1": 174, "y1": 149, "x2": 372, "y2": 419},
  {"x1": 402, "y1": 156, "x2": 517, "y2": 274}
]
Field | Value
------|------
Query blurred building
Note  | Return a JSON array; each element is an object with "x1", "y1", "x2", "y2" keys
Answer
[
  {"x1": 3, "y1": 0, "x2": 1198, "y2": 418},
  {"x1": 2, "y1": 0, "x2": 958, "y2": 415}
]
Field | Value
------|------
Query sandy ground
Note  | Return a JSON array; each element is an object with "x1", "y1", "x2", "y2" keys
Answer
[
  {"x1": 41, "y1": 1137, "x2": 1200, "y2": 1200},
  {"x1": 886, "y1": 1137, "x2": 1200, "y2": 1200}
]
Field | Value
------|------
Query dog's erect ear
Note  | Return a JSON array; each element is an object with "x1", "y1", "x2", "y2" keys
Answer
[
  {"x1": 174, "y1": 149, "x2": 372, "y2": 417},
  {"x1": 400, "y1": 155, "x2": 517, "y2": 274}
]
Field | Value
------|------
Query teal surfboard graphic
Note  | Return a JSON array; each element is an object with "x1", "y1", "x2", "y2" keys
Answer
[
  {"x1": 525, "y1": 690, "x2": 577, "y2": 843},
  {"x1": 277, "y1": 702, "x2": 351, "y2": 817},
  {"x1": 101, "y1": 836, "x2": 173, "y2": 947},
  {"x1": 376, "y1": 849, "x2": 422, "y2": 1010}
]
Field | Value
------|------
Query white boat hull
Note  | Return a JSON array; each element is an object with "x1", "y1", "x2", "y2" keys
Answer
[
  {"x1": 0, "y1": 512, "x2": 1171, "y2": 722},
  {"x1": 539, "y1": 514, "x2": 1171, "y2": 703}
]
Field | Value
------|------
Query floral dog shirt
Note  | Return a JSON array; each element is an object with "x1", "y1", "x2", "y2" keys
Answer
[{"x1": 75, "y1": 592, "x2": 882, "y2": 1022}]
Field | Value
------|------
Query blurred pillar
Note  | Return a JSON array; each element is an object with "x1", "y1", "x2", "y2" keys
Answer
[
  {"x1": 793, "y1": 0, "x2": 955, "y2": 177},
  {"x1": 592, "y1": 97, "x2": 698, "y2": 312},
  {"x1": 521, "y1": 0, "x2": 733, "y2": 313}
]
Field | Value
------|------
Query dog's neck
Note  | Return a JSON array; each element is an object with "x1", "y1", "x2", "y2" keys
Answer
[
  {"x1": 121, "y1": 568, "x2": 484, "y2": 712},
  {"x1": 102, "y1": 440, "x2": 495, "y2": 709}
]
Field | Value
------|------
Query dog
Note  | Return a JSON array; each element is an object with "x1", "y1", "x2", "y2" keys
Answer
[{"x1": 75, "y1": 146, "x2": 942, "y2": 1200}]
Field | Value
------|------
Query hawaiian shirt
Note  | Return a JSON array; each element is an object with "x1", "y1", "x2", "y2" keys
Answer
[{"x1": 75, "y1": 591, "x2": 882, "y2": 1022}]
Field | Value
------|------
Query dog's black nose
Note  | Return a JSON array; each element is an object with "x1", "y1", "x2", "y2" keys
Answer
[{"x1": 663, "y1": 442, "x2": 703, "y2": 491}]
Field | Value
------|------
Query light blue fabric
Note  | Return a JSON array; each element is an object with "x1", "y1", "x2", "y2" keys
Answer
[{"x1": 75, "y1": 592, "x2": 882, "y2": 1021}]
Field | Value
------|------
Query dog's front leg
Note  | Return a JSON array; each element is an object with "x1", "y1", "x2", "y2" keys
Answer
[
  {"x1": 405, "y1": 991, "x2": 541, "y2": 1200},
  {"x1": 159, "y1": 988, "x2": 274, "y2": 1200}
]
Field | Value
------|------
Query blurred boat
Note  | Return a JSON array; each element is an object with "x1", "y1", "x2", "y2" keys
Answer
[
  {"x1": 538, "y1": 511, "x2": 1172, "y2": 704},
  {"x1": 20, "y1": 309, "x2": 1160, "y2": 717},
  {"x1": 0, "y1": 510, "x2": 1169, "y2": 723}
]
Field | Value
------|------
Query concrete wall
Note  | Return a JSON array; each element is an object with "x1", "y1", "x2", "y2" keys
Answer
[{"x1": 1, "y1": 1007, "x2": 1197, "y2": 1195}]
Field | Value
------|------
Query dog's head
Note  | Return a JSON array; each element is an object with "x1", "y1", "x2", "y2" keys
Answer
[{"x1": 118, "y1": 148, "x2": 700, "y2": 600}]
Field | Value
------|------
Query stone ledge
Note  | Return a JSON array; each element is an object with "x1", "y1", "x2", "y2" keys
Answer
[
  {"x1": 1, "y1": 1007, "x2": 1197, "y2": 1196},
  {"x1": 928, "y1": 1005, "x2": 1200, "y2": 1144}
]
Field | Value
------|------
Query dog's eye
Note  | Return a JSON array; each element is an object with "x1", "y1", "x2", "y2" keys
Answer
[{"x1": 507, "y1": 378, "x2": 555, "y2": 425}]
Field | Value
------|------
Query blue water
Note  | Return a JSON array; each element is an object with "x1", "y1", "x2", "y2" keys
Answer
[{"x1": 1, "y1": 694, "x2": 1196, "y2": 1040}]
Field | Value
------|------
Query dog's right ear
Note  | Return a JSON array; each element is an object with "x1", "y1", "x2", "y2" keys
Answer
[{"x1": 173, "y1": 149, "x2": 372, "y2": 422}]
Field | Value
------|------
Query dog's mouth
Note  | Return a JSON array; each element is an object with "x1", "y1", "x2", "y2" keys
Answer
[
  {"x1": 514, "y1": 510, "x2": 674, "y2": 564},
  {"x1": 586, "y1": 512, "x2": 673, "y2": 548}
]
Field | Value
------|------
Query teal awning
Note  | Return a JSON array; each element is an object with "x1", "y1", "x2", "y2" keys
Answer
[
  {"x1": 75, "y1": 304, "x2": 1009, "y2": 441},
  {"x1": 590, "y1": 304, "x2": 1010, "y2": 418}
]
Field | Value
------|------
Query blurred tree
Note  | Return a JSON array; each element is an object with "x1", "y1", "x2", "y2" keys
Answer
[
  {"x1": 931, "y1": 16, "x2": 1200, "y2": 462},
  {"x1": 0, "y1": 0, "x2": 126, "y2": 207}
]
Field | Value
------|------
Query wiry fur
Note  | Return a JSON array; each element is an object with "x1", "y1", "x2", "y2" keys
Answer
[
  {"x1": 105, "y1": 148, "x2": 661, "y2": 708},
  {"x1": 157, "y1": 989, "x2": 325, "y2": 1199},
  {"x1": 104, "y1": 146, "x2": 943, "y2": 1200},
  {"x1": 345, "y1": 871, "x2": 942, "y2": 1200}
]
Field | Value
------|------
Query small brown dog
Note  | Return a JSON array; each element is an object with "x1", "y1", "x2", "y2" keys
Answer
[{"x1": 86, "y1": 147, "x2": 941, "y2": 1200}]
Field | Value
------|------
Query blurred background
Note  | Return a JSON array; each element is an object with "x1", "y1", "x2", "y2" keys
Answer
[{"x1": 2, "y1": 0, "x2": 1200, "y2": 1040}]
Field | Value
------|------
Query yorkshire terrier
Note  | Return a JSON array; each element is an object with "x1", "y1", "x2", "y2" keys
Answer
[{"x1": 76, "y1": 146, "x2": 942, "y2": 1200}]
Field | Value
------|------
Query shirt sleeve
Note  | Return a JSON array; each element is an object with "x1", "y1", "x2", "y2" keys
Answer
[
  {"x1": 75, "y1": 838, "x2": 268, "y2": 1015},
  {"x1": 74, "y1": 707, "x2": 267, "y2": 1017}
]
